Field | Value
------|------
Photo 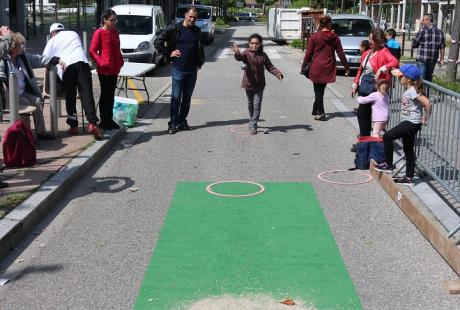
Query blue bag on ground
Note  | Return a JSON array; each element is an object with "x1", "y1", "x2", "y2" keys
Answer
[
  {"x1": 354, "y1": 137, "x2": 384, "y2": 170},
  {"x1": 113, "y1": 96, "x2": 139, "y2": 127}
]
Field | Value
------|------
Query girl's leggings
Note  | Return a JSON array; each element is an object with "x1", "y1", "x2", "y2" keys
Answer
[
  {"x1": 246, "y1": 89, "x2": 264, "y2": 129},
  {"x1": 383, "y1": 121, "x2": 422, "y2": 178}
]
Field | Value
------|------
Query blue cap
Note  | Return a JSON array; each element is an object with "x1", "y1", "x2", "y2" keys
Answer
[{"x1": 391, "y1": 64, "x2": 420, "y2": 80}]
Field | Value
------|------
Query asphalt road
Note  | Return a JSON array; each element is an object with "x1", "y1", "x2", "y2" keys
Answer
[{"x1": 0, "y1": 24, "x2": 459, "y2": 309}]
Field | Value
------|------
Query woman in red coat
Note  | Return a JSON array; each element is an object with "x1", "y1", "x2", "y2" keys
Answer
[
  {"x1": 90, "y1": 9, "x2": 124, "y2": 130},
  {"x1": 301, "y1": 15, "x2": 350, "y2": 121},
  {"x1": 351, "y1": 28, "x2": 399, "y2": 137}
]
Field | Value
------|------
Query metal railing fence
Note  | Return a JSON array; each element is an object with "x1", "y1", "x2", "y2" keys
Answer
[{"x1": 388, "y1": 77, "x2": 460, "y2": 204}]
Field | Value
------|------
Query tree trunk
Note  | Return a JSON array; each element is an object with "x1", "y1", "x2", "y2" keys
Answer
[{"x1": 446, "y1": 1, "x2": 460, "y2": 81}]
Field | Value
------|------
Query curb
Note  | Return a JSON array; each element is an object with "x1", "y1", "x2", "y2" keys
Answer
[
  {"x1": 0, "y1": 81, "x2": 171, "y2": 262},
  {"x1": 370, "y1": 165, "x2": 460, "y2": 277},
  {"x1": 0, "y1": 128, "x2": 125, "y2": 260}
]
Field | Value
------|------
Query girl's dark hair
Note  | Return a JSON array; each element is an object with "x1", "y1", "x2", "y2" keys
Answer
[
  {"x1": 318, "y1": 15, "x2": 332, "y2": 30},
  {"x1": 360, "y1": 40, "x2": 370, "y2": 51},
  {"x1": 101, "y1": 9, "x2": 116, "y2": 25},
  {"x1": 248, "y1": 33, "x2": 263, "y2": 52},
  {"x1": 369, "y1": 28, "x2": 387, "y2": 47}
]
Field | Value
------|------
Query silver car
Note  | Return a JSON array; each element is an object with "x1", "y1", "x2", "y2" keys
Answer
[{"x1": 331, "y1": 14, "x2": 375, "y2": 70}]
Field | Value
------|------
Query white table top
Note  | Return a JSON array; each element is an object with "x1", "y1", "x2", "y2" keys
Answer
[{"x1": 91, "y1": 62, "x2": 156, "y2": 77}]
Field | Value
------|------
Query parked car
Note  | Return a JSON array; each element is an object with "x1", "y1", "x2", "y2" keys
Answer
[
  {"x1": 236, "y1": 12, "x2": 252, "y2": 22},
  {"x1": 331, "y1": 14, "x2": 375, "y2": 70},
  {"x1": 112, "y1": 4, "x2": 166, "y2": 65},
  {"x1": 176, "y1": 4, "x2": 216, "y2": 45}
]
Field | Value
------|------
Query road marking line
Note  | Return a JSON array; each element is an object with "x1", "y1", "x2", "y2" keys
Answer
[
  {"x1": 128, "y1": 79, "x2": 145, "y2": 103},
  {"x1": 265, "y1": 48, "x2": 281, "y2": 59}
]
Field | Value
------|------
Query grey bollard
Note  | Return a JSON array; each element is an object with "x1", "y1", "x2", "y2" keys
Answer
[
  {"x1": 8, "y1": 70, "x2": 19, "y2": 124},
  {"x1": 49, "y1": 66, "x2": 58, "y2": 136}
]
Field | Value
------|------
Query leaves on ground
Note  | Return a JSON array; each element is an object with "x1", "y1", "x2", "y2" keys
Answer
[{"x1": 280, "y1": 299, "x2": 296, "y2": 306}]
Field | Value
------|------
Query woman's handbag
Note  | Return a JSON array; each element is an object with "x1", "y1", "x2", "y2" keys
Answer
[
  {"x1": 358, "y1": 73, "x2": 376, "y2": 96},
  {"x1": 357, "y1": 52, "x2": 376, "y2": 96},
  {"x1": 301, "y1": 63, "x2": 311, "y2": 79}
]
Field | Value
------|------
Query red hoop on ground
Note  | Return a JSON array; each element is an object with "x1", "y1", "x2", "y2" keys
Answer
[
  {"x1": 230, "y1": 126, "x2": 250, "y2": 134},
  {"x1": 206, "y1": 181, "x2": 265, "y2": 197},
  {"x1": 317, "y1": 170, "x2": 373, "y2": 185}
]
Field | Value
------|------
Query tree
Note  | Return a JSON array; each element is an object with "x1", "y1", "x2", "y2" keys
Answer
[{"x1": 445, "y1": 0, "x2": 460, "y2": 81}]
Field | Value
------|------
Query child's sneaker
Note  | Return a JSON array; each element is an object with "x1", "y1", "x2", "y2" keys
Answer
[
  {"x1": 374, "y1": 161, "x2": 393, "y2": 173},
  {"x1": 393, "y1": 176, "x2": 415, "y2": 186}
]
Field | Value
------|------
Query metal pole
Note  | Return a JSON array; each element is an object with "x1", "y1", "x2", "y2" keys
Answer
[
  {"x1": 408, "y1": 0, "x2": 413, "y2": 40},
  {"x1": 7, "y1": 61, "x2": 19, "y2": 124},
  {"x1": 49, "y1": 66, "x2": 58, "y2": 136},
  {"x1": 83, "y1": 31, "x2": 88, "y2": 59}
]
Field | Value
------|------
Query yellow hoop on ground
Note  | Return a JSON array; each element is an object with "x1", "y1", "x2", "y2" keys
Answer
[{"x1": 206, "y1": 181, "x2": 265, "y2": 197}]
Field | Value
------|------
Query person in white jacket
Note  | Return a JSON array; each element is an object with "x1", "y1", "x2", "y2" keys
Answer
[{"x1": 43, "y1": 23, "x2": 102, "y2": 139}]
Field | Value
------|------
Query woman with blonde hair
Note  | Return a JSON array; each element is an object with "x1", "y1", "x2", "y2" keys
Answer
[{"x1": 0, "y1": 32, "x2": 63, "y2": 139}]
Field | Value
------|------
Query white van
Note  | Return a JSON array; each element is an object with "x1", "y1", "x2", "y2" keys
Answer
[
  {"x1": 175, "y1": 5, "x2": 216, "y2": 45},
  {"x1": 112, "y1": 4, "x2": 166, "y2": 64}
]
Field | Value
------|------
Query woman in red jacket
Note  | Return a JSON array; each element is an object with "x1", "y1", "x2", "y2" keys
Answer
[
  {"x1": 352, "y1": 28, "x2": 399, "y2": 137},
  {"x1": 301, "y1": 15, "x2": 350, "y2": 121},
  {"x1": 90, "y1": 9, "x2": 124, "y2": 130}
]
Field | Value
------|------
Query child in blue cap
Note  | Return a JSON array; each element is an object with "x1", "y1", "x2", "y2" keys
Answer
[{"x1": 374, "y1": 64, "x2": 432, "y2": 185}]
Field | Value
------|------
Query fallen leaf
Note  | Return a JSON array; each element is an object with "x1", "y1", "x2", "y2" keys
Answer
[
  {"x1": 127, "y1": 187, "x2": 139, "y2": 192},
  {"x1": 280, "y1": 299, "x2": 296, "y2": 306},
  {"x1": 148, "y1": 298, "x2": 154, "y2": 302},
  {"x1": 15, "y1": 258, "x2": 24, "y2": 264}
]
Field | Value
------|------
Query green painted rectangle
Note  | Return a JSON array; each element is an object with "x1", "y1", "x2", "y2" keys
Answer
[{"x1": 135, "y1": 182, "x2": 361, "y2": 309}]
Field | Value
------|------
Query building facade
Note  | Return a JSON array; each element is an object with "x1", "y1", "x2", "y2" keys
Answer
[{"x1": 361, "y1": 0, "x2": 457, "y2": 33}]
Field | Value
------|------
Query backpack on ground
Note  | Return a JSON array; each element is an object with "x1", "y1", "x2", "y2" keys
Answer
[
  {"x1": 2, "y1": 120, "x2": 36, "y2": 168},
  {"x1": 354, "y1": 136, "x2": 384, "y2": 170}
]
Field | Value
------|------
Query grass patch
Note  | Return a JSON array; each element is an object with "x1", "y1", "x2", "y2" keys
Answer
[
  {"x1": 433, "y1": 77, "x2": 460, "y2": 93},
  {"x1": 0, "y1": 191, "x2": 31, "y2": 219},
  {"x1": 216, "y1": 24, "x2": 230, "y2": 29},
  {"x1": 290, "y1": 38, "x2": 305, "y2": 49}
]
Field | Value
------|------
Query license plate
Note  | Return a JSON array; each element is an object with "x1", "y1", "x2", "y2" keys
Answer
[{"x1": 349, "y1": 58, "x2": 360, "y2": 63}]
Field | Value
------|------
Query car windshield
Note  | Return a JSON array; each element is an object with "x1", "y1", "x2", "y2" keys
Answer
[
  {"x1": 176, "y1": 7, "x2": 211, "y2": 19},
  {"x1": 116, "y1": 15, "x2": 152, "y2": 35},
  {"x1": 332, "y1": 19, "x2": 374, "y2": 37}
]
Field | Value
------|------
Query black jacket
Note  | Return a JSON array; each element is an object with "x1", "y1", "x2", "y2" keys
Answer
[{"x1": 154, "y1": 22, "x2": 205, "y2": 68}]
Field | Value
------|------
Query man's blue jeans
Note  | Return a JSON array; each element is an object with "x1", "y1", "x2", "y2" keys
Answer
[
  {"x1": 170, "y1": 67, "x2": 197, "y2": 127},
  {"x1": 416, "y1": 60, "x2": 437, "y2": 82}
]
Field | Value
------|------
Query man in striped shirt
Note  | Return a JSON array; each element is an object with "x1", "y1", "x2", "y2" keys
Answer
[{"x1": 412, "y1": 13, "x2": 446, "y2": 82}]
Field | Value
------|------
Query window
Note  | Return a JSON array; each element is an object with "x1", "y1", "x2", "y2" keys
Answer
[
  {"x1": 117, "y1": 15, "x2": 153, "y2": 35},
  {"x1": 332, "y1": 19, "x2": 374, "y2": 37}
]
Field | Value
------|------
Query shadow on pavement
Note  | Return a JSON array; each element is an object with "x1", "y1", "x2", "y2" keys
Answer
[{"x1": 265, "y1": 124, "x2": 313, "y2": 133}]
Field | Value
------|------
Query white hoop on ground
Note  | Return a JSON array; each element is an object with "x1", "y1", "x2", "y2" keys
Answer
[
  {"x1": 205, "y1": 181, "x2": 265, "y2": 197},
  {"x1": 317, "y1": 170, "x2": 373, "y2": 185}
]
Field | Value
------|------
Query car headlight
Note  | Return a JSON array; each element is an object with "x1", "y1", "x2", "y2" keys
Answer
[
  {"x1": 136, "y1": 41, "x2": 150, "y2": 52},
  {"x1": 201, "y1": 22, "x2": 209, "y2": 27}
]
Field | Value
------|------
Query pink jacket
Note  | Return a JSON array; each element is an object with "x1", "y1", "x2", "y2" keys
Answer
[
  {"x1": 90, "y1": 28, "x2": 124, "y2": 76},
  {"x1": 353, "y1": 47, "x2": 399, "y2": 85}
]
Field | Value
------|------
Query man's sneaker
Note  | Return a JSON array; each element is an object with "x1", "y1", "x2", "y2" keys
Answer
[
  {"x1": 177, "y1": 122, "x2": 191, "y2": 131},
  {"x1": 249, "y1": 128, "x2": 257, "y2": 135},
  {"x1": 393, "y1": 176, "x2": 415, "y2": 186},
  {"x1": 374, "y1": 161, "x2": 393, "y2": 173},
  {"x1": 88, "y1": 123, "x2": 103, "y2": 140},
  {"x1": 168, "y1": 126, "x2": 177, "y2": 135},
  {"x1": 67, "y1": 127, "x2": 78, "y2": 135}
]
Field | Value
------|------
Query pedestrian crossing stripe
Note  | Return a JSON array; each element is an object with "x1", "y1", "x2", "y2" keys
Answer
[
  {"x1": 134, "y1": 182, "x2": 361, "y2": 309},
  {"x1": 213, "y1": 48, "x2": 282, "y2": 59}
]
